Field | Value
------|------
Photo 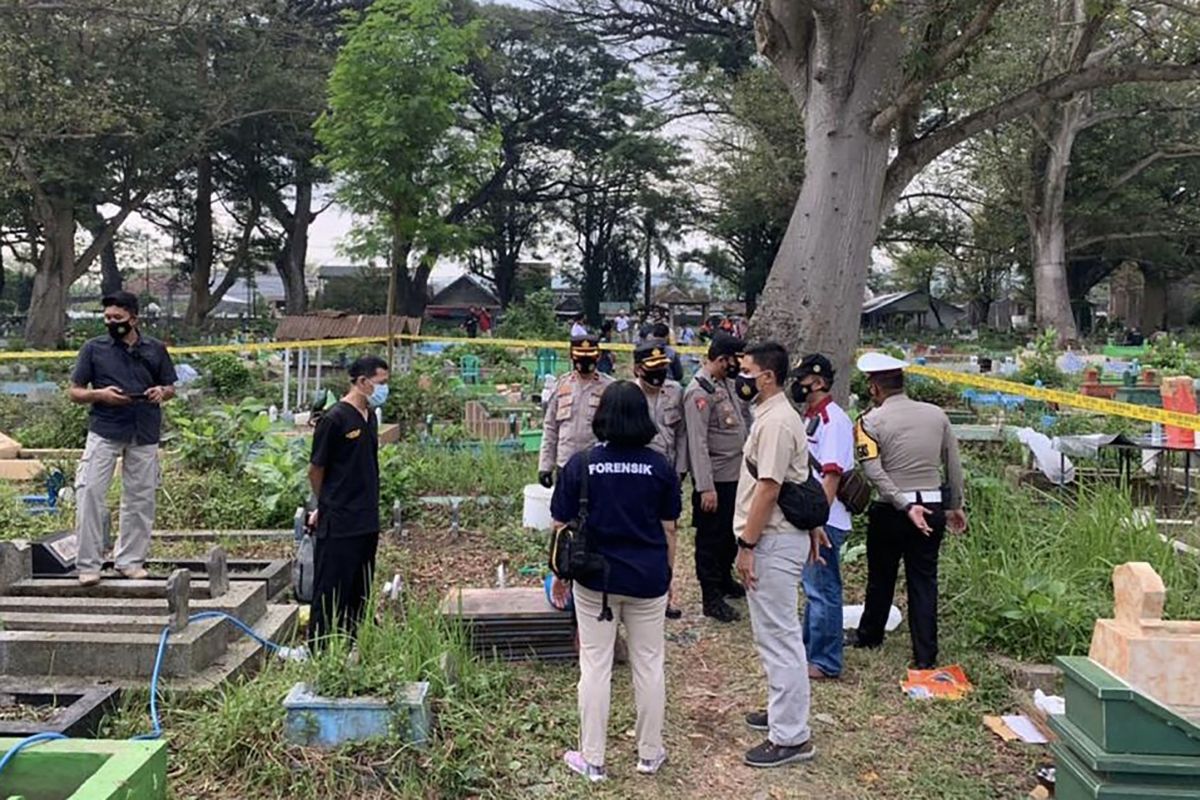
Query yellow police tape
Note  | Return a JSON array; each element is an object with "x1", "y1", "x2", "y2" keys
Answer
[
  {"x1": 4, "y1": 331, "x2": 1196, "y2": 429},
  {"x1": 906, "y1": 364, "x2": 1200, "y2": 431}
]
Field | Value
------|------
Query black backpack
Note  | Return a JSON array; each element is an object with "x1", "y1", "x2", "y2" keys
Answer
[{"x1": 547, "y1": 449, "x2": 613, "y2": 621}]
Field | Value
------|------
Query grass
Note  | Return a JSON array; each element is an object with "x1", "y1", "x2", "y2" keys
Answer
[{"x1": 943, "y1": 471, "x2": 1200, "y2": 661}]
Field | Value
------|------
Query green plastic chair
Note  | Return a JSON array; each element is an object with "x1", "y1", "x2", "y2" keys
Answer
[{"x1": 460, "y1": 354, "x2": 482, "y2": 385}]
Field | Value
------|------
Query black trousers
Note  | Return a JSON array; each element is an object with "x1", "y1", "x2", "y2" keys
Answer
[
  {"x1": 307, "y1": 532, "x2": 379, "y2": 647},
  {"x1": 692, "y1": 481, "x2": 739, "y2": 599},
  {"x1": 857, "y1": 502, "x2": 945, "y2": 667}
]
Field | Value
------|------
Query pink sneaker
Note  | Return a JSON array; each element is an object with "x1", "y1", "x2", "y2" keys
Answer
[{"x1": 563, "y1": 750, "x2": 606, "y2": 783}]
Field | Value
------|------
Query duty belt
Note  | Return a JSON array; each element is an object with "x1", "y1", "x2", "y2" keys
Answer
[{"x1": 899, "y1": 490, "x2": 942, "y2": 505}]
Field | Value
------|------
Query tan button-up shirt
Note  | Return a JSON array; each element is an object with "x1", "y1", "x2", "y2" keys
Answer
[
  {"x1": 734, "y1": 390, "x2": 810, "y2": 537},
  {"x1": 855, "y1": 392, "x2": 964, "y2": 510},
  {"x1": 640, "y1": 379, "x2": 689, "y2": 475},
  {"x1": 539, "y1": 371, "x2": 615, "y2": 471}
]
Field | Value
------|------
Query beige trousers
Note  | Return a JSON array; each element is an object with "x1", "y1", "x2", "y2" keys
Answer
[
  {"x1": 574, "y1": 584, "x2": 668, "y2": 766},
  {"x1": 74, "y1": 431, "x2": 160, "y2": 573}
]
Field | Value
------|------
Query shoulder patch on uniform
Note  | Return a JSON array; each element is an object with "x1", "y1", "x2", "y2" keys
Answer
[
  {"x1": 854, "y1": 419, "x2": 879, "y2": 461},
  {"x1": 694, "y1": 396, "x2": 708, "y2": 412}
]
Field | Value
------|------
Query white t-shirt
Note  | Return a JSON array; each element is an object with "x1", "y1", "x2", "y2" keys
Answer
[
  {"x1": 615, "y1": 315, "x2": 629, "y2": 332},
  {"x1": 805, "y1": 396, "x2": 856, "y2": 531},
  {"x1": 570, "y1": 322, "x2": 588, "y2": 337}
]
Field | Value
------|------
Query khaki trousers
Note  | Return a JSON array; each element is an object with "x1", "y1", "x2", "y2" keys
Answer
[
  {"x1": 74, "y1": 431, "x2": 160, "y2": 573},
  {"x1": 574, "y1": 585, "x2": 668, "y2": 766}
]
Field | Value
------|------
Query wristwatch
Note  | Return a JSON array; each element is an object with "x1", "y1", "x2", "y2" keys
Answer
[{"x1": 736, "y1": 536, "x2": 757, "y2": 550}]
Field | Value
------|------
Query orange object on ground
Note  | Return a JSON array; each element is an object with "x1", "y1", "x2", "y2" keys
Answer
[
  {"x1": 901, "y1": 665, "x2": 973, "y2": 700},
  {"x1": 1160, "y1": 376, "x2": 1197, "y2": 447}
]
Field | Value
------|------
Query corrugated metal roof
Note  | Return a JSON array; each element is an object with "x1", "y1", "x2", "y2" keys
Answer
[{"x1": 275, "y1": 313, "x2": 421, "y2": 341}]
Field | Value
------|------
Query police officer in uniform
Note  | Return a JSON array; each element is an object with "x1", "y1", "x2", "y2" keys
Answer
[
  {"x1": 539, "y1": 336, "x2": 616, "y2": 488},
  {"x1": 684, "y1": 333, "x2": 748, "y2": 622},
  {"x1": 634, "y1": 343, "x2": 689, "y2": 475},
  {"x1": 852, "y1": 353, "x2": 968, "y2": 669}
]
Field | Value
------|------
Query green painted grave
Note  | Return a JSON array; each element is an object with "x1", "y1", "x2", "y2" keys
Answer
[{"x1": 0, "y1": 738, "x2": 165, "y2": 800}]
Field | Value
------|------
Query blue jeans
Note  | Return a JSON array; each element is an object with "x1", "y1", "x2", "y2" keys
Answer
[{"x1": 802, "y1": 525, "x2": 849, "y2": 677}]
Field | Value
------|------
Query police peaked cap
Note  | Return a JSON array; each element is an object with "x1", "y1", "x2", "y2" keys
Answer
[
  {"x1": 707, "y1": 333, "x2": 745, "y2": 360},
  {"x1": 793, "y1": 353, "x2": 835, "y2": 383},
  {"x1": 570, "y1": 335, "x2": 601, "y2": 358},
  {"x1": 634, "y1": 343, "x2": 671, "y2": 370}
]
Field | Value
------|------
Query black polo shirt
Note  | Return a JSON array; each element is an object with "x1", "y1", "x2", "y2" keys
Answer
[
  {"x1": 311, "y1": 401, "x2": 380, "y2": 539},
  {"x1": 71, "y1": 334, "x2": 178, "y2": 445}
]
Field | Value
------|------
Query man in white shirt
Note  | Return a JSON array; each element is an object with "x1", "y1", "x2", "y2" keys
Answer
[
  {"x1": 792, "y1": 354, "x2": 856, "y2": 680},
  {"x1": 570, "y1": 315, "x2": 588, "y2": 338},
  {"x1": 614, "y1": 311, "x2": 630, "y2": 342}
]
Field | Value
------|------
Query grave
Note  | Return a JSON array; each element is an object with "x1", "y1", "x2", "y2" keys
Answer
[
  {"x1": 0, "y1": 684, "x2": 120, "y2": 737},
  {"x1": 0, "y1": 542, "x2": 298, "y2": 691},
  {"x1": 1050, "y1": 562, "x2": 1200, "y2": 799},
  {"x1": 0, "y1": 737, "x2": 167, "y2": 800},
  {"x1": 440, "y1": 587, "x2": 575, "y2": 662}
]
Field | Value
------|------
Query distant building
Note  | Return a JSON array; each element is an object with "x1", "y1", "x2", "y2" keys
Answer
[
  {"x1": 425, "y1": 274, "x2": 501, "y2": 322},
  {"x1": 861, "y1": 290, "x2": 965, "y2": 330}
]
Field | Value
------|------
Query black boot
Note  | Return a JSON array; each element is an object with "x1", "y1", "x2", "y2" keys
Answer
[
  {"x1": 722, "y1": 580, "x2": 746, "y2": 599},
  {"x1": 703, "y1": 594, "x2": 740, "y2": 623}
]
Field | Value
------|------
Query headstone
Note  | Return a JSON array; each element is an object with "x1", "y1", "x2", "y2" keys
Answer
[
  {"x1": 0, "y1": 540, "x2": 32, "y2": 593},
  {"x1": 166, "y1": 568, "x2": 190, "y2": 633},
  {"x1": 206, "y1": 546, "x2": 230, "y2": 599},
  {"x1": 1090, "y1": 562, "x2": 1200, "y2": 714}
]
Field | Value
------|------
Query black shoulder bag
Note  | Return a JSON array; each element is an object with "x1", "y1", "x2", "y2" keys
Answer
[
  {"x1": 548, "y1": 449, "x2": 613, "y2": 621},
  {"x1": 745, "y1": 457, "x2": 830, "y2": 531}
]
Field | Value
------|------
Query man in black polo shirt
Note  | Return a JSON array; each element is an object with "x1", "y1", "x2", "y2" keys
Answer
[
  {"x1": 69, "y1": 291, "x2": 177, "y2": 586},
  {"x1": 307, "y1": 355, "x2": 389, "y2": 646}
]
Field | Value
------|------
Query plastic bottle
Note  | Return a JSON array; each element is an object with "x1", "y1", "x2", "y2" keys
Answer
[{"x1": 268, "y1": 404, "x2": 279, "y2": 423}]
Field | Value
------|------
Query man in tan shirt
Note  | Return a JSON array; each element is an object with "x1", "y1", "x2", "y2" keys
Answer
[{"x1": 733, "y1": 341, "x2": 827, "y2": 769}]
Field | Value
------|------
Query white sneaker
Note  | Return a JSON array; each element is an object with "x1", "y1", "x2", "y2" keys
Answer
[
  {"x1": 563, "y1": 750, "x2": 606, "y2": 782},
  {"x1": 637, "y1": 751, "x2": 669, "y2": 775},
  {"x1": 275, "y1": 645, "x2": 310, "y2": 663}
]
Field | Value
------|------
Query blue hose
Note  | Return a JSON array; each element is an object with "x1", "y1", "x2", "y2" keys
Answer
[{"x1": 0, "y1": 611, "x2": 287, "y2": 773}]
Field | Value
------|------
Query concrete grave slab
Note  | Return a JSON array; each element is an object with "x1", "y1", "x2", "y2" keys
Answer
[{"x1": 0, "y1": 684, "x2": 120, "y2": 737}]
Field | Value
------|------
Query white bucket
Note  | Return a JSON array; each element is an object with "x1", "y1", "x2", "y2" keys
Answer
[{"x1": 522, "y1": 484, "x2": 554, "y2": 530}]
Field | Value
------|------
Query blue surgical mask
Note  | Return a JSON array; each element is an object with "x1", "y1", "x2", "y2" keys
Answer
[{"x1": 368, "y1": 382, "x2": 390, "y2": 409}]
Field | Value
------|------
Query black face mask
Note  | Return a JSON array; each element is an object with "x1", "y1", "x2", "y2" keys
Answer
[
  {"x1": 734, "y1": 372, "x2": 760, "y2": 402},
  {"x1": 791, "y1": 381, "x2": 812, "y2": 404},
  {"x1": 641, "y1": 369, "x2": 667, "y2": 387},
  {"x1": 107, "y1": 320, "x2": 132, "y2": 340},
  {"x1": 573, "y1": 358, "x2": 596, "y2": 375}
]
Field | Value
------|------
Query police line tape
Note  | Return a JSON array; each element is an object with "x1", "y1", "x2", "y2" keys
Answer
[
  {"x1": 0, "y1": 332, "x2": 708, "y2": 361},
  {"x1": 906, "y1": 364, "x2": 1200, "y2": 431},
  {"x1": 4, "y1": 331, "x2": 1197, "y2": 430}
]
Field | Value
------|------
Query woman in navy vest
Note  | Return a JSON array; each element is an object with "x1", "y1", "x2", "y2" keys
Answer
[{"x1": 550, "y1": 380, "x2": 681, "y2": 782}]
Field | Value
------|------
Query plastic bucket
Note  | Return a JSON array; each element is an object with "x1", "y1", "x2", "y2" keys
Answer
[{"x1": 522, "y1": 484, "x2": 553, "y2": 530}]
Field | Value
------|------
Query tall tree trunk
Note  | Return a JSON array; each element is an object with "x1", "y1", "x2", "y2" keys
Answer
[
  {"x1": 81, "y1": 205, "x2": 122, "y2": 296},
  {"x1": 749, "y1": 15, "x2": 905, "y2": 400},
  {"x1": 24, "y1": 199, "x2": 75, "y2": 348},
  {"x1": 494, "y1": 251, "x2": 517, "y2": 307},
  {"x1": 1028, "y1": 96, "x2": 1087, "y2": 343},
  {"x1": 642, "y1": 215, "x2": 653, "y2": 310},
  {"x1": 185, "y1": 152, "x2": 215, "y2": 329},
  {"x1": 276, "y1": 178, "x2": 312, "y2": 315}
]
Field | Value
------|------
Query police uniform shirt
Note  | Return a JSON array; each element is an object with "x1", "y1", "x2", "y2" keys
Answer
[
  {"x1": 538, "y1": 371, "x2": 615, "y2": 472},
  {"x1": 806, "y1": 396, "x2": 856, "y2": 530},
  {"x1": 310, "y1": 401, "x2": 380, "y2": 538},
  {"x1": 683, "y1": 368, "x2": 748, "y2": 493},
  {"x1": 854, "y1": 393, "x2": 965, "y2": 510},
  {"x1": 734, "y1": 391, "x2": 810, "y2": 536},
  {"x1": 640, "y1": 379, "x2": 689, "y2": 475}
]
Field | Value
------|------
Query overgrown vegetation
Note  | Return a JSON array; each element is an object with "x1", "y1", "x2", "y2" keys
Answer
[
  {"x1": 1144, "y1": 336, "x2": 1200, "y2": 378},
  {"x1": 943, "y1": 471, "x2": 1200, "y2": 662}
]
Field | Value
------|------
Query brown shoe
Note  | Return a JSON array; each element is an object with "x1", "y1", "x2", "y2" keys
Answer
[
  {"x1": 118, "y1": 566, "x2": 150, "y2": 580},
  {"x1": 77, "y1": 572, "x2": 102, "y2": 587},
  {"x1": 808, "y1": 665, "x2": 838, "y2": 680}
]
